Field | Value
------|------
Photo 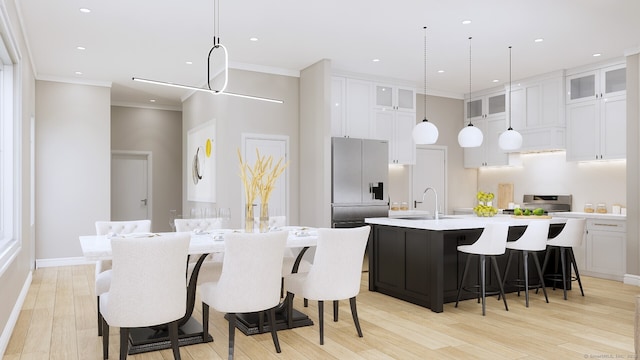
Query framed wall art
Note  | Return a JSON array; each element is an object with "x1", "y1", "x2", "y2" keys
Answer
[{"x1": 187, "y1": 120, "x2": 216, "y2": 202}]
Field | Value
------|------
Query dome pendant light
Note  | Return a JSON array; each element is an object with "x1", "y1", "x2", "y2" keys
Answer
[
  {"x1": 458, "y1": 36, "x2": 483, "y2": 148},
  {"x1": 498, "y1": 46, "x2": 523, "y2": 151},
  {"x1": 412, "y1": 26, "x2": 439, "y2": 145}
]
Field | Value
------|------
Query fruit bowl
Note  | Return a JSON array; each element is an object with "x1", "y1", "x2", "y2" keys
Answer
[{"x1": 474, "y1": 205, "x2": 498, "y2": 217}]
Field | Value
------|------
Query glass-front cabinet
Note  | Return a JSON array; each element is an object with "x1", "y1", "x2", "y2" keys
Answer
[
  {"x1": 375, "y1": 84, "x2": 415, "y2": 112},
  {"x1": 566, "y1": 63, "x2": 626, "y2": 104},
  {"x1": 465, "y1": 90, "x2": 505, "y2": 123}
]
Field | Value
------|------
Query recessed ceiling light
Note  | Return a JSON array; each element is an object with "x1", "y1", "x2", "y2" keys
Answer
[
  {"x1": 75, "y1": 71, "x2": 83, "y2": 75},
  {"x1": 534, "y1": 38, "x2": 544, "y2": 43},
  {"x1": 437, "y1": 70, "x2": 445, "y2": 73},
  {"x1": 249, "y1": 37, "x2": 258, "y2": 42},
  {"x1": 185, "y1": 61, "x2": 193, "y2": 65},
  {"x1": 150, "y1": 99, "x2": 156, "y2": 103},
  {"x1": 593, "y1": 53, "x2": 602, "y2": 57},
  {"x1": 76, "y1": 46, "x2": 85, "y2": 50},
  {"x1": 372, "y1": 58, "x2": 380, "y2": 62},
  {"x1": 492, "y1": 79, "x2": 499, "y2": 83},
  {"x1": 462, "y1": 20, "x2": 472, "y2": 25},
  {"x1": 79, "y1": 8, "x2": 91, "y2": 13}
]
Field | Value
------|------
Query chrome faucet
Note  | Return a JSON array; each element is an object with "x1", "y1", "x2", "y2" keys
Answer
[{"x1": 422, "y1": 187, "x2": 439, "y2": 220}]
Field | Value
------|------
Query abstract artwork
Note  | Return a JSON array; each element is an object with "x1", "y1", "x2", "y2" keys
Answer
[{"x1": 187, "y1": 120, "x2": 216, "y2": 202}]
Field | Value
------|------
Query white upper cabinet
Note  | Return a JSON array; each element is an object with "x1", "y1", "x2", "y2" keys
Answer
[
  {"x1": 463, "y1": 117, "x2": 509, "y2": 168},
  {"x1": 465, "y1": 90, "x2": 506, "y2": 123},
  {"x1": 566, "y1": 63, "x2": 626, "y2": 104},
  {"x1": 509, "y1": 71, "x2": 566, "y2": 152},
  {"x1": 374, "y1": 84, "x2": 416, "y2": 113},
  {"x1": 373, "y1": 109, "x2": 416, "y2": 164},
  {"x1": 565, "y1": 62, "x2": 626, "y2": 161},
  {"x1": 331, "y1": 77, "x2": 373, "y2": 138}
]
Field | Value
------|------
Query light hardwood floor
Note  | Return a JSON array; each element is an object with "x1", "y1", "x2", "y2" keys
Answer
[{"x1": 4, "y1": 265, "x2": 638, "y2": 359}]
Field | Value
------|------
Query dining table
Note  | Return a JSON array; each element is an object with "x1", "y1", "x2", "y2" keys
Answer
[{"x1": 79, "y1": 226, "x2": 318, "y2": 355}]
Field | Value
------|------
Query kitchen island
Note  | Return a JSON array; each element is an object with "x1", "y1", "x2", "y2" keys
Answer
[{"x1": 364, "y1": 215, "x2": 568, "y2": 313}]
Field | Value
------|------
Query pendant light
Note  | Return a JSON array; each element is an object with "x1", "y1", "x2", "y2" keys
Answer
[
  {"x1": 133, "y1": 0, "x2": 283, "y2": 104},
  {"x1": 498, "y1": 46, "x2": 523, "y2": 151},
  {"x1": 412, "y1": 26, "x2": 439, "y2": 145},
  {"x1": 458, "y1": 36, "x2": 483, "y2": 147}
]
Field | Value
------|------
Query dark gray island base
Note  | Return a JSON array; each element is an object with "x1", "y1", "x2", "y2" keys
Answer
[{"x1": 367, "y1": 222, "x2": 566, "y2": 313}]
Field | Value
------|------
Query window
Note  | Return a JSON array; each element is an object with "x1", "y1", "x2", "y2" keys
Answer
[{"x1": 0, "y1": 11, "x2": 20, "y2": 276}]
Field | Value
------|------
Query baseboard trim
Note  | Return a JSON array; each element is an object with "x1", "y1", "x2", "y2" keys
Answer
[
  {"x1": 0, "y1": 271, "x2": 32, "y2": 358},
  {"x1": 624, "y1": 274, "x2": 640, "y2": 286},
  {"x1": 36, "y1": 257, "x2": 94, "y2": 268}
]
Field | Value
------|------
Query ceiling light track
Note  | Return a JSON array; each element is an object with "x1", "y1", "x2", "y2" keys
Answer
[{"x1": 132, "y1": 0, "x2": 283, "y2": 104}]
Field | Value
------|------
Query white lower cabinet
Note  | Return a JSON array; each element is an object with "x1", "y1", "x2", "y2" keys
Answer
[{"x1": 579, "y1": 218, "x2": 626, "y2": 281}]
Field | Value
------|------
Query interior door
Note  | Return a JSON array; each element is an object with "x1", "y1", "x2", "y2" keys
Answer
[
  {"x1": 111, "y1": 152, "x2": 150, "y2": 221},
  {"x1": 242, "y1": 135, "x2": 289, "y2": 222},
  {"x1": 411, "y1": 146, "x2": 446, "y2": 215}
]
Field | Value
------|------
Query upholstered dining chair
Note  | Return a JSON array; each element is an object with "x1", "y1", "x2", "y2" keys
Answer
[
  {"x1": 100, "y1": 232, "x2": 190, "y2": 360},
  {"x1": 94, "y1": 219, "x2": 151, "y2": 336},
  {"x1": 198, "y1": 231, "x2": 288, "y2": 360},
  {"x1": 284, "y1": 225, "x2": 371, "y2": 345},
  {"x1": 175, "y1": 217, "x2": 224, "y2": 285}
]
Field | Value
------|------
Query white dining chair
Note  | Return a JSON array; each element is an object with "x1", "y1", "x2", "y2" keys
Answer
[
  {"x1": 198, "y1": 231, "x2": 288, "y2": 360},
  {"x1": 100, "y1": 232, "x2": 189, "y2": 360},
  {"x1": 94, "y1": 219, "x2": 151, "y2": 336},
  {"x1": 175, "y1": 217, "x2": 224, "y2": 284},
  {"x1": 284, "y1": 225, "x2": 370, "y2": 345}
]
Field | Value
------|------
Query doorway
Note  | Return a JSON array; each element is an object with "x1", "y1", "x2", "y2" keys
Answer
[{"x1": 111, "y1": 151, "x2": 152, "y2": 222}]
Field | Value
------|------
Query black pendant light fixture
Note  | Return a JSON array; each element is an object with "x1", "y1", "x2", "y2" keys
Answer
[
  {"x1": 132, "y1": 0, "x2": 283, "y2": 104},
  {"x1": 412, "y1": 26, "x2": 439, "y2": 144},
  {"x1": 498, "y1": 46, "x2": 522, "y2": 150},
  {"x1": 458, "y1": 36, "x2": 483, "y2": 147}
]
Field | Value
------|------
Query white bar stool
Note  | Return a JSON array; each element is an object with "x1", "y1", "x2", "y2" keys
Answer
[
  {"x1": 541, "y1": 218, "x2": 586, "y2": 300},
  {"x1": 455, "y1": 223, "x2": 510, "y2": 316}
]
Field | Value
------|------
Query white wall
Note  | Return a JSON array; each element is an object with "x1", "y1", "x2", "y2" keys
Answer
[
  {"x1": 477, "y1": 151, "x2": 625, "y2": 212},
  {"x1": 181, "y1": 69, "x2": 299, "y2": 228},
  {"x1": 35, "y1": 81, "x2": 111, "y2": 259}
]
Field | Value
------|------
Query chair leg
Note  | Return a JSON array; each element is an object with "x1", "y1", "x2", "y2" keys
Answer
[
  {"x1": 304, "y1": 298, "x2": 308, "y2": 307},
  {"x1": 532, "y1": 251, "x2": 549, "y2": 303},
  {"x1": 202, "y1": 302, "x2": 209, "y2": 342},
  {"x1": 333, "y1": 300, "x2": 339, "y2": 322},
  {"x1": 97, "y1": 296, "x2": 103, "y2": 336},
  {"x1": 119, "y1": 328, "x2": 129, "y2": 360},
  {"x1": 349, "y1": 297, "x2": 363, "y2": 337},
  {"x1": 318, "y1": 300, "x2": 324, "y2": 345},
  {"x1": 480, "y1": 255, "x2": 486, "y2": 316},
  {"x1": 455, "y1": 254, "x2": 472, "y2": 308},
  {"x1": 501, "y1": 250, "x2": 514, "y2": 299},
  {"x1": 168, "y1": 320, "x2": 181, "y2": 360},
  {"x1": 559, "y1": 247, "x2": 568, "y2": 300},
  {"x1": 267, "y1": 307, "x2": 281, "y2": 353},
  {"x1": 228, "y1": 313, "x2": 236, "y2": 360},
  {"x1": 491, "y1": 256, "x2": 508, "y2": 312},
  {"x1": 286, "y1": 292, "x2": 294, "y2": 328},
  {"x1": 102, "y1": 317, "x2": 109, "y2": 360},
  {"x1": 568, "y1": 248, "x2": 585, "y2": 296}
]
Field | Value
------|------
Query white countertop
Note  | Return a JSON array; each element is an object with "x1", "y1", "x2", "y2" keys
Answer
[
  {"x1": 548, "y1": 211, "x2": 626, "y2": 220},
  {"x1": 366, "y1": 214, "x2": 568, "y2": 231}
]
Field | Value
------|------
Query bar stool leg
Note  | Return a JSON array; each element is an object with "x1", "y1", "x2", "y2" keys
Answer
[
  {"x1": 500, "y1": 250, "x2": 514, "y2": 300},
  {"x1": 480, "y1": 254, "x2": 486, "y2": 316},
  {"x1": 532, "y1": 251, "x2": 549, "y2": 303},
  {"x1": 559, "y1": 247, "x2": 568, "y2": 300},
  {"x1": 491, "y1": 256, "x2": 508, "y2": 312},
  {"x1": 568, "y1": 248, "x2": 585, "y2": 296},
  {"x1": 455, "y1": 254, "x2": 472, "y2": 308},
  {"x1": 522, "y1": 250, "x2": 530, "y2": 307}
]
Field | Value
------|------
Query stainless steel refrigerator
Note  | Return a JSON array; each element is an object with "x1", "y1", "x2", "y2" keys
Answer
[{"x1": 331, "y1": 137, "x2": 389, "y2": 228}]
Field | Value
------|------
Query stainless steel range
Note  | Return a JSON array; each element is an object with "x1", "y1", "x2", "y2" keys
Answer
[{"x1": 502, "y1": 194, "x2": 572, "y2": 214}]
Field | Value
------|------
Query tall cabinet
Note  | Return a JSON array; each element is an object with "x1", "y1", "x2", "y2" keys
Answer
[
  {"x1": 463, "y1": 89, "x2": 508, "y2": 168},
  {"x1": 372, "y1": 84, "x2": 416, "y2": 164},
  {"x1": 565, "y1": 62, "x2": 626, "y2": 161}
]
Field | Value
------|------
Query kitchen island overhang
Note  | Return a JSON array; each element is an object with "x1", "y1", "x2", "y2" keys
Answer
[{"x1": 365, "y1": 215, "x2": 568, "y2": 313}]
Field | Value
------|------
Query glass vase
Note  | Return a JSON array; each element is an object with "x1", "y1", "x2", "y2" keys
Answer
[
  {"x1": 259, "y1": 203, "x2": 269, "y2": 233},
  {"x1": 244, "y1": 203, "x2": 255, "y2": 233}
]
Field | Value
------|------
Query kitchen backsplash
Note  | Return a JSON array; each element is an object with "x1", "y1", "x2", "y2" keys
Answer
[{"x1": 477, "y1": 151, "x2": 626, "y2": 213}]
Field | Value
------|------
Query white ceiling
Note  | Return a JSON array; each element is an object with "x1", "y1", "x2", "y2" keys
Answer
[{"x1": 17, "y1": 0, "x2": 640, "y2": 109}]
